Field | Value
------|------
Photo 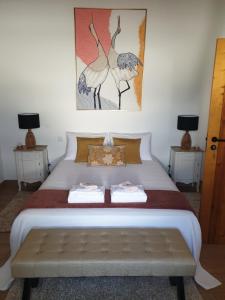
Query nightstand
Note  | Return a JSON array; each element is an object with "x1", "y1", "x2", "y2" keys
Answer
[
  {"x1": 169, "y1": 146, "x2": 203, "y2": 192},
  {"x1": 14, "y1": 145, "x2": 48, "y2": 191}
]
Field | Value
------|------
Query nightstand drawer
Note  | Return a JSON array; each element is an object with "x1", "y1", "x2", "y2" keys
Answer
[{"x1": 175, "y1": 152, "x2": 195, "y2": 161}]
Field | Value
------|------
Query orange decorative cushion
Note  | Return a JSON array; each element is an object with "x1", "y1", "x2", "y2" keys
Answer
[
  {"x1": 113, "y1": 138, "x2": 142, "y2": 164},
  {"x1": 75, "y1": 137, "x2": 104, "y2": 162},
  {"x1": 88, "y1": 145, "x2": 125, "y2": 166}
]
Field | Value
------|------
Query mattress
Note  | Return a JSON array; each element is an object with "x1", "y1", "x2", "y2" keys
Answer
[{"x1": 0, "y1": 160, "x2": 220, "y2": 290}]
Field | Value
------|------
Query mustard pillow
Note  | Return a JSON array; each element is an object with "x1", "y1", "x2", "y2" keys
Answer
[
  {"x1": 75, "y1": 137, "x2": 104, "y2": 162},
  {"x1": 113, "y1": 138, "x2": 142, "y2": 164},
  {"x1": 88, "y1": 145, "x2": 125, "y2": 166}
]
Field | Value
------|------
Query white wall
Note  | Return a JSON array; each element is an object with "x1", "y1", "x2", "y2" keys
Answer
[
  {"x1": 0, "y1": 147, "x2": 3, "y2": 183},
  {"x1": 0, "y1": 0, "x2": 219, "y2": 179},
  {"x1": 217, "y1": 0, "x2": 225, "y2": 35}
]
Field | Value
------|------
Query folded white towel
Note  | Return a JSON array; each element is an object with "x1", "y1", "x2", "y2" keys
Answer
[
  {"x1": 77, "y1": 182, "x2": 100, "y2": 191},
  {"x1": 68, "y1": 183, "x2": 105, "y2": 203},
  {"x1": 111, "y1": 181, "x2": 147, "y2": 203}
]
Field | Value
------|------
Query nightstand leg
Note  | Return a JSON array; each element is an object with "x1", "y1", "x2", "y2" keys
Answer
[{"x1": 197, "y1": 182, "x2": 199, "y2": 193}]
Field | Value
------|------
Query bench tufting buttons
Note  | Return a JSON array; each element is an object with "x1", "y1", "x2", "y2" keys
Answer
[
  {"x1": 101, "y1": 239, "x2": 109, "y2": 243},
  {"x1": 80, "y1": 240, "x2": 87, "y2": 244},
  {"x1": 145, "y1": 247, "x2": 152, "y2": 253},
  {"x1": 122, "y1": 248, "x2": 131, "y2": 252},
  {"x1": 120, "y1": 231, "x2": 128, "y2": 236},
  {"x1": 101, "y1": 248, "x2": 109, "y2": 253},
  {"x1": 78, "y1": 248, "x2": 87, "y2": 253},
  {"x1": 139, "y1": 231, "x2": 147, "y2": 236},
  {"x1": 100, "y1": 232, "x2": 108, "y2": 237},
  {"x1": 80, "y1": 232, "x2": 88, "y2": 237}
]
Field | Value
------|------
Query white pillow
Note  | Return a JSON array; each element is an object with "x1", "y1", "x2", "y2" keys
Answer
[
  {"x1": 64, "y1": 132, "x2": 109, "y2": 160},
  {"x1": 110, "y1": 132, "x2": 152, "y2": 160}
]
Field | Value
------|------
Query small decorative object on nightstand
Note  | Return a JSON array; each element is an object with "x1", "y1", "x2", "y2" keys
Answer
[
  {"x1": 14, "y1": 145, "x2": 48, "y2": 191},
  {"x1": 169, "y1": 146, "x2": 203, "y2": 192}
]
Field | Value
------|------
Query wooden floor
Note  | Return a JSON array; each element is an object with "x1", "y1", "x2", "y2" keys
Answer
[
  {"x1": 0, "y1": 181, "x2": 225, "y2": 300},
  {"x1": 0, "y1": 181, "x2": 18, "y2": 300}
]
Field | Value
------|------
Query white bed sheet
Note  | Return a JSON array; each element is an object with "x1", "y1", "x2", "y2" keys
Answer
[
  {"x1": 40, "y1": 160, "x2": 178, "y2": 191},
  {"x1": 0, "y1": 160, "x2": 220, "y2": 290}
]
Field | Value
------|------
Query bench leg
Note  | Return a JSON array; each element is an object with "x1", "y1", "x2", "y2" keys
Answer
[
  {"x1": 169, "y1": 277, "x2": 177, "y2": 286},
  {"x1": 30, "y1": 278, "x2": 39, "y2": 288},
  {"x1": 22, "y1": 278, "x2": 39, "y2": 300},
  {"x1": 22, "y1": 279, "x2": 31, "y2": 300},
  {"x1": 169, "y1": 276, "x2": 185, "y2": 300}
]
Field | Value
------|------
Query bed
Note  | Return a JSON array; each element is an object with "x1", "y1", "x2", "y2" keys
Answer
[{"x1": 0, "y1": 133, "x2": 220, "y2": 290}]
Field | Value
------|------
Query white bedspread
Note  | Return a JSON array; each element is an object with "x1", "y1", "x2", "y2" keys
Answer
[
  {"x1": 40, "y1": 160, "x2": 178, "y2": 191},
  {"x1": 0, "y1": 160, "x2": 220, "y2": 290}
]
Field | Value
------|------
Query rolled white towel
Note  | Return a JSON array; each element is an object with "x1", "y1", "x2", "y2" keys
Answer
[
  {"x1": 111, "y1": 182, "x2": 147, "y2": 203},
  {"x1": 68, "y1": 183, "x2": 105, "y2": 203}
]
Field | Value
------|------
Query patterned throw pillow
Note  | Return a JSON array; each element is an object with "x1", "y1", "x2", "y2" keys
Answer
[{"x1": 88, "y1": 145, "x2": 125, "y2": 166}]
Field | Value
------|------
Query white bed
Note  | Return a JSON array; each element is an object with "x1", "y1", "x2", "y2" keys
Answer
[
  {"x1": 0, "y1": 159, "x2": 220, "y2": 290},
  {"x1": 40, "y1": 160, "x2": 178, "y2": 191}
]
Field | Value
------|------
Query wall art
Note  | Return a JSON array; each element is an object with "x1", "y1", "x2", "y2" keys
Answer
[{"x1": 74, "y1": 8, "x2": 147, "y2": 110}]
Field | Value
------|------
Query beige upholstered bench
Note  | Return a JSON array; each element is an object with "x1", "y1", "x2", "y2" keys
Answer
[{"x1": 11, "y1": 228, "x2": 196, "y2": 300}]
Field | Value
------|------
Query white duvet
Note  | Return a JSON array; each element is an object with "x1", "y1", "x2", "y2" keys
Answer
[
  {"x1": 0, "y1": 160, "x2": 220, "y2": 290},
  {"x1": 40, "y1": 160, "x2": 178, "y2": 191}
]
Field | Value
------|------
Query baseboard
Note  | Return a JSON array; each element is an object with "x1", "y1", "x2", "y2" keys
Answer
[{"x1": 0, "y1": 180, "x2": 18, "y2": 186}]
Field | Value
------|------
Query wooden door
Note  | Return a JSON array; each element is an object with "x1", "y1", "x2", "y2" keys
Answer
[
  {"x1": 209, "y1": 94, "x2": 225, "y2": 243},
  {"x1": 199, "y1": 39, "x2": 225, "y2": 243}
]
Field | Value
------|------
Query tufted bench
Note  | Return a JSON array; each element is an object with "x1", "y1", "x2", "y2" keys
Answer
[{"x1": 11, "y1": 228, "x2": 196, "y2": 300}]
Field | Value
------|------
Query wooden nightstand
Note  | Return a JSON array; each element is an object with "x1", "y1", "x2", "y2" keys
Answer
[
  {"x1": 14, "y1": 145, "x2": 48, "y2": 191},
  {"x1": 169, "y1": 146, "x2": 203, "y2": 192}
]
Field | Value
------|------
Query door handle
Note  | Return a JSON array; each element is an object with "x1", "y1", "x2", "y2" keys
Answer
[{"x1": 211, "y1": 137, "x2": 225, "y2": 143}]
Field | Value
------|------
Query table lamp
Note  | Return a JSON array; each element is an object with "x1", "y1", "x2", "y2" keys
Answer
[
  {"x1": 177, "y1": 115, "x2": 199, "y2": 150},
  {"x1": 18, "y1": 113, "x2": 40, "y2": 148}
]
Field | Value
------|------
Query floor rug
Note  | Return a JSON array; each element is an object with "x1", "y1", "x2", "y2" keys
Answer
[
  {"x1": 6, "y1": 277, "x2": 202, "y2": 300},
  {"x1": 0, "y1": 191, "x2": 31, "y2": 232}
]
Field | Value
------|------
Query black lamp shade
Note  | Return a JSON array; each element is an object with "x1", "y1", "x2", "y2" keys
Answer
[
  {"x1": 177, "y1": 115, "x2": 199, "y2": 131},
  {"x1": 18, "y1": 113, "x2": 40, "y2": 129}
]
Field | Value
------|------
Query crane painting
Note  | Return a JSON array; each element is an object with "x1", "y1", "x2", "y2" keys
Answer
[{"x1": 74, "y1": 8, "x2": 147, "y2": 111}]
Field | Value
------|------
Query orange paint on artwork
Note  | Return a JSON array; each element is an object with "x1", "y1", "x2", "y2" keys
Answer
[
  {"x1": 134, "y1": 15, "x2": 146, "y2": 110},
  {"x1": 74, "y1": 8, "x2": 112, "y2": 65}
]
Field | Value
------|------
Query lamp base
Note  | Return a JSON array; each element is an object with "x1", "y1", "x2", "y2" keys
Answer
[
  {"x1": 181, "y1": 131, "x2": 191, "y2": 150},
  {"x1": 25, "y1": 129, "x2": 36, "y2": 148}
]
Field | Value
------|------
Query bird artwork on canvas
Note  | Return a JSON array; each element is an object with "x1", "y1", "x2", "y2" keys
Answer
[
  {"x1": 77, "y1": 20, "x2": 109, "y2": 110},
  {"x1": 108, "y1": 16, "x2": 143, "y2": 109},
  {"x1": 75, "y1": 8, "x2": 146, "y2": 111}
]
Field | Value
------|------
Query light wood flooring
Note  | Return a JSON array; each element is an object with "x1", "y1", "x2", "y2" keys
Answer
[{"x1": 0, "y1": 181, "x2": 225, "y2": 300}]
